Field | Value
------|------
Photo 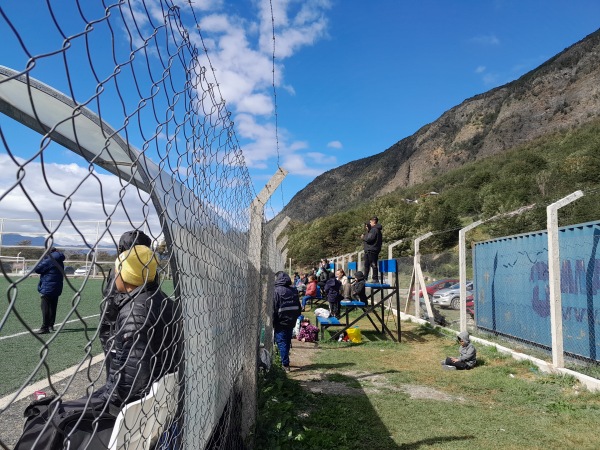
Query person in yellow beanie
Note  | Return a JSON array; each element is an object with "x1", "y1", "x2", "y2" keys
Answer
[
  {"x1": 14, "y1": 244, "x2": 182, "y2": 449},
  {"x1": 114, "y1": 244, "x2": 158, "y2": 291}
]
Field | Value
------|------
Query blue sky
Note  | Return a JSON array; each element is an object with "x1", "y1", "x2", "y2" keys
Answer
[{"x1": 1, "y1": 0, "x2": 600, "y2": 241}]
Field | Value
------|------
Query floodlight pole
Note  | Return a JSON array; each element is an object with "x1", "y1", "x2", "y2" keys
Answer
[{"x1": 547, "y1": 190, "x2": 583, "y2": 368}]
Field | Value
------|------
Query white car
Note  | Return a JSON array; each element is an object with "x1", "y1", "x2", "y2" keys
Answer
[
  {"x1": 74, "y1": 265, "x2": 93, "y2": 276},
  {"x1": 432, "y1": 281, "x2": 473, "y2": 309}
]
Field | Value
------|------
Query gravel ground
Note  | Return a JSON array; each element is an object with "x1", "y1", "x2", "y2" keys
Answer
[{"x1": 0, "y1": 360, "x2": 107, "y2": 449}]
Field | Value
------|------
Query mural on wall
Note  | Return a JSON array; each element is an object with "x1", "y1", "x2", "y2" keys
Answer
[{"x1": 474, "y1": 221, "x2": 600, "y2": 361}]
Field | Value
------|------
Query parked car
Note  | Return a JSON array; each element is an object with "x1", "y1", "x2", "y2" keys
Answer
[
  {"x1": 74, "y1": 265, "x2": 93, "y2": 276},
  {"x1": 17, "y1": 266, "x2": 32, "y2": 275},
  {"x1": 466, "y1": 292, "x2": 474, "y2": 318},
  {"x1": 432, "y1": 281, "x2": 473, "y2": 309},
  {"x1": 412, "y1": 278, "x2": 459, "y2": 299},
  {"x1": 64, "y1": 266, "x2": 75, "y2": 275}
]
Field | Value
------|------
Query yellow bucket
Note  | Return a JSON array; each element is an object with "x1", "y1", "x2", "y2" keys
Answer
[{"x1": 346, "y1": 326, "x2": 362, "y2": 343}]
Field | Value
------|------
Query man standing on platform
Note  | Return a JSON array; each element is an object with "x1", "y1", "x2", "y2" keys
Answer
[{"x1": 362, "y1": 216, "x2": 383, "y2": 283}]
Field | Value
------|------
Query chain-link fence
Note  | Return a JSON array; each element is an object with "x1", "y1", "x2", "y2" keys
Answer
[{"x1": 0, "y1": 1, "x2": 282, "y2": 448}]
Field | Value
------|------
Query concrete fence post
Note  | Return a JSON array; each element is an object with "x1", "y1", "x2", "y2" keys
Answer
[
  {"x1": 242, "y1": 167, "x2": 287, "y2": 442},
  {"x1": 547, "y1": 190, "x2": 583, "y2": 368}
]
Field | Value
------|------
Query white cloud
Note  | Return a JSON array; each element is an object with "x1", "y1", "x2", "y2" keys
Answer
[
  {"x1": 470, "y1": 34, "x2": 500, "y2": 46},
  {"x1": 475, "y1": 66, "x2": 486, "y2": 74},
  {"x1": 0, "y1": 153, "x2": 161, "y2": 246},
  {"x1": 327, "y1": 140, "x2": 342, "y2": 149},
  {"x1": 186, "y1": 0, "x2": 333, "y2": 174}
]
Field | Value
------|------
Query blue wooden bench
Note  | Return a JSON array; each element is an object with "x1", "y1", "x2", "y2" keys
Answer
[
  {"x1": 316, "y1": 315, "x2": 345, "y2": 340},
  {"x1": 328, "y1": 259, "x2": 402, "y2": 342}
]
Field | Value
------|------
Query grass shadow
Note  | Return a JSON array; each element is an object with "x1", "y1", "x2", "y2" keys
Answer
[
  {"x1": 256, "y1": 363, "x2": 402, "y2": 449},
  {"x1": 399, "y1": 435, "x2": 476, "y2": 449}
]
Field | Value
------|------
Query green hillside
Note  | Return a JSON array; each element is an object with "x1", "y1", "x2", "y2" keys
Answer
[{"x1": 284, "y1": 119, "x2": 600, "y2": 267}]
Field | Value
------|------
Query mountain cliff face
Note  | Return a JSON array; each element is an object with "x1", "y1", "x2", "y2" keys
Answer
[{"x1": 281, "y1": 28, "x2": 600, "y2": 222}]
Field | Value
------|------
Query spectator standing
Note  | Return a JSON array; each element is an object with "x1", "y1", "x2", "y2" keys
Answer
[
  {"x1": 273, "y1": 271, "x2": 302, "y2": 372},
  {"x1": 34, "y1": 247, "x2": 65, "y2": 334},
  {"x1": 324, "y1": 272, "x2": 342, "y2": 318},
  {"x1": 362, "y1": 216, "x2": 383, "y2": 282}
]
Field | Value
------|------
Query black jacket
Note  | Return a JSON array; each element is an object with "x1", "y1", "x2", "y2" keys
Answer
[
  {"x1": 96, "y1": 284, "x2": 181, "y2": 407},
  {"x1": 100, "y1": 231, "x2": 153, "y2": 347},
  {"x1": 273, "y1": 272, "x2": 301, "y2": 329},
  {"x1": 324, "y1": 277, "x2": 341, "y2": 302},
  {"x1": 363, "y1": 223, "x2": 383, "y2": 253}
]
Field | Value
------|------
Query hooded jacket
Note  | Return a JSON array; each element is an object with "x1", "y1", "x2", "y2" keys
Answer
[
  {"x1": 324, "y1": 274, "x2": 341, "y2": 303},
  {"x1": 273, "y1": 271, "x2": 301, "y2": 329},
  {"x1": 351, "y1": 271, "x2": 367, "y2": 303},
  {"x1": 457, "y1": 331, "x2": 477, "y2": 368},
  {"x1": 34, "y1": 249, "x2": 65, "y2": 297},
  {"x1": 97, "y1": 283, "x2": 181, "y2": 407},
  {"x1": 363, "y1": 223, "x2": 383, "y2": 253}
]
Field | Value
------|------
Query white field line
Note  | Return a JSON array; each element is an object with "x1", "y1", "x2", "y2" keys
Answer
[
  {"x1": 0, "y1": 353, "x2": 106, "y2": 409},
  {"x1": 0, "y1": 314, "x2": 101, "y2": 341}
]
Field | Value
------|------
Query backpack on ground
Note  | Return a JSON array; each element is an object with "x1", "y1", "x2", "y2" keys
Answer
[{"x1": 14, "y1": 395, "x2": 115, "y2": 450}]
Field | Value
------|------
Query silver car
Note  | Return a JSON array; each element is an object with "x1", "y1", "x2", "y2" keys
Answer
[{"x1": 432, "y1": 281, "x2": 473, "y2": 309}]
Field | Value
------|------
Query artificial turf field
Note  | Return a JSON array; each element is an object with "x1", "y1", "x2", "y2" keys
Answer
[{"x1": 0, "y1": 276, "x2": 173, "y2": 397}]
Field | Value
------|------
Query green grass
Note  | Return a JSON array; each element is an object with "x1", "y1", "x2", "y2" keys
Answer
[
  {"x1": 0, "y1": 276, "x2": 174, "y2": 397},
  {"x1": 255, "y1": 320, "x2": 600, "y2": 449}
]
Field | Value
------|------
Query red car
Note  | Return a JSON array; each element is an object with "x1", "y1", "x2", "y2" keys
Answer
[
  {"x1": 466, "y1": 292, "x2": 474, "y2": 318},
  {"x1": 412, "y1": 278, "x2": 459, "y2": 299}
]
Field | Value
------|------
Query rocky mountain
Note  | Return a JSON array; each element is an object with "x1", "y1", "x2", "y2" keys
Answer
[{"x1": 280, "y1": 28, "x2": 600, "y2": 223}]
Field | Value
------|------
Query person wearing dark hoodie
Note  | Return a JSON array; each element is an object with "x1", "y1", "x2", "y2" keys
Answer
[
  {"x1": 34, "y1": 247, "x2": 66, "y2": 334},
  {"x1": 442, "y1": 331, "x2": 477, "y2": 370},
  {"x1": 324, "y1": 271, "x2": 342, "y2": 318},
  {"x1": 100, "y1": 230, "x2": 153, "y2": 371},
  {"x1": 351, "y1": 270, "x2": 368, "y2": 305},
  {"x1": 273, "y1": 271, "x2": 302, "y2": 372},
  {"x1": 362, "y1": 216, "x2": 383, "y2": 282}
]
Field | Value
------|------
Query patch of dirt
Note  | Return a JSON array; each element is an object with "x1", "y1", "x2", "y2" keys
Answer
[{"x1": 287, "y1": 340, "x2": 464, "y2": 402}]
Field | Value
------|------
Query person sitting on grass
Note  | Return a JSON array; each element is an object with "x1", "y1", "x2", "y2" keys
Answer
[{"x1": 441, "y1": 331, "x2": 477, "y2": 370}]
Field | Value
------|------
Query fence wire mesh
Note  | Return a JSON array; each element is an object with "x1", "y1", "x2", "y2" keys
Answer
[{"x1": 0, "y1": 1, "x2": 277, "y2": 449}]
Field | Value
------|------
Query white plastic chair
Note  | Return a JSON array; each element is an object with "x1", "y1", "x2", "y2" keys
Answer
[{"x1": 108, "y1": 371, "x2": 179, "y2": 450}]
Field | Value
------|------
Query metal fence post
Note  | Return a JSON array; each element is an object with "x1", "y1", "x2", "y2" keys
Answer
[{"x1": 547, "y1": 190, "x2": 583, "y2": 368}]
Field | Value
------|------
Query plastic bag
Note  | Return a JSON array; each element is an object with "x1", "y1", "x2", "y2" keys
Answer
[
  {"x1": 313, "y1": 308, "x2": 330, "y2": 318},
  {"x1": 346, "y1": 326, "x2": 362, "y2": 343}
]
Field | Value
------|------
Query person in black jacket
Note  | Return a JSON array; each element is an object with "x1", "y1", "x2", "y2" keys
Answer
[
  {"x1": 96, "y1": 244, "x2": 180, "y2": 406},
  {"x1": 361, "y1": 216, "x2": 383, "y2": 282},
  {"x1": 100, "y1": 230, "x2": 153, "y2": 372},
  {"x1": 34, "y1": 247, "x2": 66, "y2": 334},
  {"x1": 273, "y1": 271, "x2": 301, "y2": 372},
  {"x1": 324, "y1": 271, "x2": 342, "y2": 318},
  {"x1": 14, "y1": 245, "x2": 181, "y2": 450}
]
